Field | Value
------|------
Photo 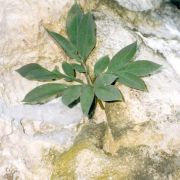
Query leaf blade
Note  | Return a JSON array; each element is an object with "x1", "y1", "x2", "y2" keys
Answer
[
  {"x1": 121, "y1": 60, "x2": 161, "y2": 76},
  {"x1": 66, "y1": 3, "x2": 83, "y2": 46},
  {"x1": 46, "y1": 30, "x2": 80, "y2": 61},
  {"x1": 77, "y1": 12, "x2": 96, "y2": 60},
  {"x1": 62, "y1": 85, "x2": 81, "y2": 105},
  {"x1": 62, "y1": 62, "x2": 75, "y2": 77},
  {"x1": 80, "y1": 85, "x2": 94, "y2": 115},
  {"x1": 107, "y1": 42, "x2": 137, "y2": 73},
  {"x1": 94, "y1": 85, "x2": 123, "y2": 102},
  {"x1": 23, "y1": 83, "x2": 67, "y2": 104},
  {"x1": 94, "y1": 55, "x2": 110, "y2": 77},
  {"x1": 94, "y1": 73, "x2": 118, "y2": 87},
  {"x1": 16, "y1": 63, "x2": 64, "y2": 81},
  {"x1": 116, "y1": 72, "x2": 147, "y2": 91},
  {"x1": 72, "y1": 63, "x2": 86, "y2": 73}
]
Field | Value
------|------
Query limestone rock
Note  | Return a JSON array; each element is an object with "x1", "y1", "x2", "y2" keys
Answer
[
  {"x1": 0, "y1": 0, "x2": 83, "y2": 179},
  {"x1": 50, "y1": 123, "x2": 180, "y2": 180},
  {"x1": 0, "y1": 0, "x2": 180, "y2": 179},
  {"x1": 94, "y1": 0, "x2": 180, "y2": 156},
  {"x1": 114, "y1": 0, "x2": 164, "y2": 11}
]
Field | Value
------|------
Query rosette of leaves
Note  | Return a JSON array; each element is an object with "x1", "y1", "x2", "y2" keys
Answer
[{"x1": 16, "y1": 3, "x2": 161, "y2": 117}]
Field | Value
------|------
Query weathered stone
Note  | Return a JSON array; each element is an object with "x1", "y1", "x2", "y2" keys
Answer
[
  {"x1": 113, "y1": 0, "x2": 164, "y2": 11},
  {"x1": 94, "y1": 0, "x2": 180, "y2": 154},
  {"x1": 0, "y1": 0, "x2": 84, "y2": 179},
  {"x1": 0, "y1": 0, "x2": 180, "y2": 179},
  {"x1": 50, "y1": 123, "x2": 180, "y2": 180}
]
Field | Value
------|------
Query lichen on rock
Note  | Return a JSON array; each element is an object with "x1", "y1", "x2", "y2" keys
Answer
[
  {"x1": 0, "y1": 0, "x2": 180, "y2": 179},
  {"x1": 49, "y1": 122, "x2": 180, "y2": 180}
]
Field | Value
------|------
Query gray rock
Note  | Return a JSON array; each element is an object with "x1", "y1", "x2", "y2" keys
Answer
[
  {"x1": 0, "y1": 0, "x2": 180, "y2": 179},
  {"x1": 114, "y1": 0, "x2": 165, "y2": 11}
]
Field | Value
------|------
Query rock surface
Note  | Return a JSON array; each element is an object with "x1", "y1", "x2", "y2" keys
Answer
[
  {"x1": 0, "y1": 0, "x2": 180, "y2": 179},
  {"x1": 115, "y1": 0, "x2": 164, "y2": 11},
  {"x1": 0, "y1": 0, "x2": 83, "y2": 179}
]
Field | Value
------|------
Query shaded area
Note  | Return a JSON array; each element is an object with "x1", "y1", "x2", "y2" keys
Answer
[
  {"x1": 49, "y1": 122, "x2": 180, "y2": 180},
  {"x1": 171, "y1": 0, "x2": 180, "y2": 8}
]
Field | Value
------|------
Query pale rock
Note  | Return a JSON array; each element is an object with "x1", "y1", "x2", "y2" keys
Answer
[
  {"x1": 1, "y1": 0, "x2": 180, "y2": 179},
  {"x1": 135, "y1": 4, "x2": 180, "y2": 75},
  {"x1": 115, "y1": 0, "x2": 165, "y2": 11},
  {"x1": 0, "y1": 0, "x2": 83, "y2": 179},
  {"x1": 95, "y1": 0, "x2": 180, "y2": 154}
]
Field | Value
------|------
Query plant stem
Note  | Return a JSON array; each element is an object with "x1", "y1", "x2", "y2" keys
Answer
[
  {"x1": 70, "y1": 77, "x2": 84, "y2": 84},
  {"x1": 98, "y1": 100, "x2": 105, "y2": 110},
  {"x1": 81, "y1": 61, "x2": 93, "y2": 85},
  {"x1": 61, "y1": 73, "x2": 84, "y2": 84},
  {"x1": 81, "y1": 61, "x2": 106, "y2": 111}
]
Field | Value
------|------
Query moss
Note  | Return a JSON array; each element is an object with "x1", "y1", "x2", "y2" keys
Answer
[
  {"x1": 95, "y1": 170, "x2": 129, "y2": 180},
  {"x1": 50, "y1": 141, "x2": 94, "y2": 180},
  {"x1": 131, "y1": 150, "x2": 179, "y2": 180},
  {"x1": 117, "y1": 146, "x2": 180, "y2": 180},
  {"x1": 49, "y1": 122, "x2": 106, "y2": 179},
  {"x1": 105, "y1": 102, "x2": 132, "y2": 139},
  {"x1": 97, "y1": 147, "x2": 180, "y2": 180},
  {"x1": 48, "y1": 140, "x2": 180, "y2": 180},
  {"x1": 75, "y1": 122, "x2": 106, "y2": 148},
  {"x1": 46, "y1": 108, "x2": 179, "y2": 179},
  {"x1": 117, "y1": 145, "x2": 146, "y2": 157},
  {"x1": 105, "y1": 102, "x2": 152, "y2": 141}
]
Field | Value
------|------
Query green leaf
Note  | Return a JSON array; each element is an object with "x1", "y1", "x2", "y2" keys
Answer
[
  {"x1": 46, "y1": 30, "x2": 80, "y2": 61},
  {"x1": 77, "y1": 12, "x2": 96, "y2": 60},
  {"x1": 62, "y1": 62, "x2": 75, "y2": 77},
  {"x1": 94, "y1": 73, "x2": 118, "y2": 87},
  {"x1": 80, "y1": 85, "x2": 94, "y2": 115},
  {"x1": 23, "y1": 83, "x2": 67, "y2": 104},
  {"x1": 52, "y1": 66, "x2": 60, "y2": 74},
  {"x1": 122, "y1": 60, "x2": 161, "y2": 76},
  {"x1": 72, "y1": 63, "x2": 86, "y2": 73},
  {"x1": 107, "y1": 42, "x2": 137, "y2": 73},
  {"x1": 94, "y1": 85, "x2": 123, "y2": 102},
  {"x1": 116, "y1": 72, "x2": 147, "y2": 91},
  {"x1": 16, "y1": 63, "x2": 64, "y2": 81},
  {"x1": 62, "y1": 85, "x2": 81, "y2": 105},
  {"x1": 66, "y1": 3, "x2": 83, "y2": 46},
  {"x1": 94, "y1": 55, "x2": 110, "y2": 77}
]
